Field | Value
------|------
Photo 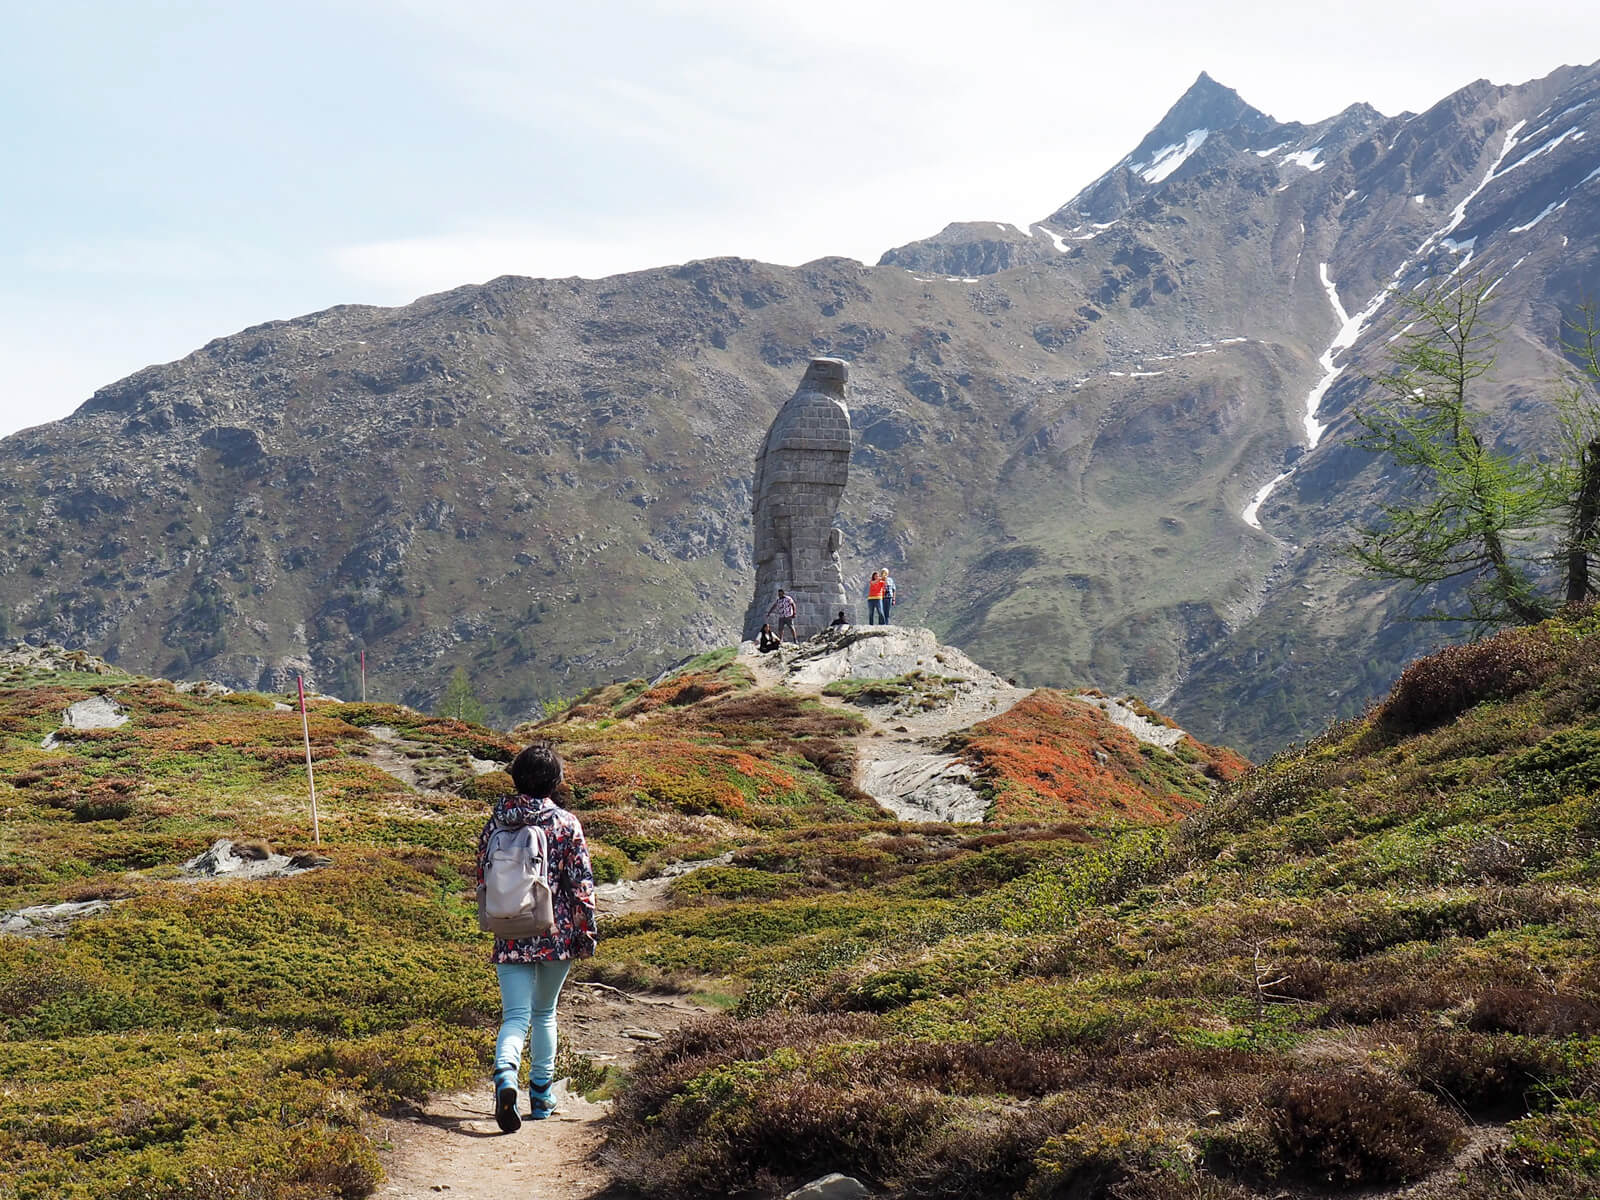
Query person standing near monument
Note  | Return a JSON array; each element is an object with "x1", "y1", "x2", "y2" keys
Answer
[
  {"x1": 882, "y1": 568, "x2": 898, "y2": 624},
  {"x1": 866, "y1": 571, "x2": 888, "y2": 625},
  {"x1": 767, "y1": 588, "x2": 799, "y2": 643}
]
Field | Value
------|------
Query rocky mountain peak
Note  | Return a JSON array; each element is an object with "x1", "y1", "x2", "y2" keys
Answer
[
  {"x1": 1150, "y1": 70, "x2": 1272, "y2": 144},
  {"x1": 1047, "y1": 72, "x2": 1284, "y2": 225}
]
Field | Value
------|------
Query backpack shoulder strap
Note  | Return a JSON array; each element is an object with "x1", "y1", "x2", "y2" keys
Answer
[{"x1": 530, "y1": 823, "x2": 551, "y2": 881}]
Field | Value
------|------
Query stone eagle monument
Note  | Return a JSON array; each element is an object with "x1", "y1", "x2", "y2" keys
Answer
[{"x1": 742, "y1": 357, "x2": 853, "y2": 640}]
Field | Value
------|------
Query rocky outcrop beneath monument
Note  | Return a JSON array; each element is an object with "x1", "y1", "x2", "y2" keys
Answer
[
  {"x1": 741, "y1": 625, "x2": 1236, "y2": 824},
  {"x1": 742, "y1": 626, "x2": 1028, "y2": 823}
]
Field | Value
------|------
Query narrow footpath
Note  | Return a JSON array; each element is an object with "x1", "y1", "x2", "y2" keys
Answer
[{"x1": 375, "y1": 881, "x2": 706, "y2": 1200}]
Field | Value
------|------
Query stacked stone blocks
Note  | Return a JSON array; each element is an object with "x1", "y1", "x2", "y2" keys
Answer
[{"x1": 743, "y1": 358, "x2": 853, "y2": 639}]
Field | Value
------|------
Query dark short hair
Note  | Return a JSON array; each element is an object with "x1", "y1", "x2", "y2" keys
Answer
[{"x1": 510, "y1": 741, "x2": 563, "y2": 797}]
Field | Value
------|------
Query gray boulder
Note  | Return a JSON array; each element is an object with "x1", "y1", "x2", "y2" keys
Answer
[
  {"x1": 182, "y1": 838, "x2": 325, "y2": 881},
  {"x1": 41, "y1": 693, "x2": 130, "y2": 749}
]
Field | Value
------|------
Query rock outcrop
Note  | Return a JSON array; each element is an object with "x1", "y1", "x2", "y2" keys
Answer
[{"x1": 742, "y1": 625, "x2": 1238, "y2": 823}]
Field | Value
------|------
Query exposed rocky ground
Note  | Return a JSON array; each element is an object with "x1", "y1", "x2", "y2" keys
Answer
[
  {"x1": 3, "y1": 64, "x2": 1599, "y2": 756},
  {"x1": 744, "y1": 626, "x2": 1030, "y2": 822}
]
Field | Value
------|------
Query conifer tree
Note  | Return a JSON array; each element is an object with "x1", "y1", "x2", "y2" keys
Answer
[
  {"x1": 438, "y1": 665, "x2": 487, "y2": 725},
  {"x1": 1349, "y1": 275, "x2": 1600, "y2": 627}
]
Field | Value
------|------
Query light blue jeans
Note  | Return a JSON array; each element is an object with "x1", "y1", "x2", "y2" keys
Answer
[{"x1": 494, "y1": 960, "x2": 572, "y2": 1088}]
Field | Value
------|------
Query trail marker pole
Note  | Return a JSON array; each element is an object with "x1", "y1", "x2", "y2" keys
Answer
[
  {"x1": 297, "y1": 675, "x2": 321, "y2": 845},
  {"x1": 360, "y1": 650, "x2": 366, "y2": 702}
]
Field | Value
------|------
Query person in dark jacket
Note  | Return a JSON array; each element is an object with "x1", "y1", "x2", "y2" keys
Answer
[{"x1": 475, "y1": 741, "x2": 597, "y2": 1132}]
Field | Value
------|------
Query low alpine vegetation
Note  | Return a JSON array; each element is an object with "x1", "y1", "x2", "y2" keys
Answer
[{"x1": 598, "y1": 611, "x2": 1600, "y2": 1199}]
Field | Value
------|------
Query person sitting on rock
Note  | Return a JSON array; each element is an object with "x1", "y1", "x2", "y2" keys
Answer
[
  {"x1": 757, "y1": 622, "x2": 782, "y2": 652},
  {"x1": 829, "y1": 610, "x2": 849, "y2": 628},
  {"x1": 767, "y1": 589, "x2": 799, "y2": 643}
]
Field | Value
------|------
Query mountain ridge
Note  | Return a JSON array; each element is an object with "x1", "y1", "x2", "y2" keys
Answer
[{"x1": 3, "y1": 59, "x2": 1600, "y2": 755}]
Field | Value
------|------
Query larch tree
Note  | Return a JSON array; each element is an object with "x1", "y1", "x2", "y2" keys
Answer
[
  {"x1": 1348, "y1": 273, "x2": 1600, "y2": 628},
  {"x1": 438, "y1": 665, "x2": 487, "y2": 726}
]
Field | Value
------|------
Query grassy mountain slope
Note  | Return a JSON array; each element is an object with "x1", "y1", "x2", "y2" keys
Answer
[
  {"x1": 7, "y1": 605, "x2": 1599, "y2": 1198},
  {"x1": 598, "y1": 614, "x2": 1600, "y2": 1198},
  {"x1": 0, "y1": 642, "x2": 1227, "y2": 1198}
]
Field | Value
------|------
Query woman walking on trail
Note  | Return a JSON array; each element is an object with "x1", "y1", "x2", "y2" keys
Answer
[{"x1": 476, "y1": 741, "x2": 597, "y2": 1133}]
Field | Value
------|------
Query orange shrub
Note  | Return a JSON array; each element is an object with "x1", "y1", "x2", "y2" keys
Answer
[{"x1": 953, "y1": 691, "x2": 1210, "y2": 824}]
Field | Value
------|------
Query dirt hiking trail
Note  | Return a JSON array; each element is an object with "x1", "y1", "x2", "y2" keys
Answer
[{"x1": 376, "y1": 883, "x2": 705, "y2": 1200}]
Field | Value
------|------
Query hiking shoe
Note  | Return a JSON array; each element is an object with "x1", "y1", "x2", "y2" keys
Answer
[
  {"x1": 526, "y1": 1079, "x2": 556, "y2": 1120},
  {"x1": 494, "y1": 1085, "x2": 521, "y2": 1133}
]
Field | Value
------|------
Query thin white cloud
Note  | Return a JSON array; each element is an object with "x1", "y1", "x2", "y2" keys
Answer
[
  {"x1": 329, "y1": 228, "x2": 675, "y2": 293},
  {"x1": 23, "y1": 236, "x2": 291, "y2": 282}
]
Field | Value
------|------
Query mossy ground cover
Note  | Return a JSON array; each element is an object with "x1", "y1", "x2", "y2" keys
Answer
[
  {"x1": 0, "y1": 672, "x2": 525, "y2": 1199},
  {"x1": 598, "y1": 617, "x2": 1600, "y2": 1199},
  {"x1": 822, "y1": 671, "x2": 967, "y2": 715},
  {"x1": 0, "y1": 641, "x2": 1253, "y2": 1197}
]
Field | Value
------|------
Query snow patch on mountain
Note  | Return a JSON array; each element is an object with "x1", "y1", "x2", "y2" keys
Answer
[
  {"x1": 1038, "y1": 226, "x2": 1072, "y2": 253},
  {"x1": 1134, "y1": 129, "x2": 1209, "y2": 184},
  {"x1": 1280, "y1": 147, "x2": 1325, "y2": 171},
  {"x1": 1242, "y1": 119, "x2": 1535, "y2": 535},
  {"x1": 1500, "y1": 126, "x2": 1585, "y2": 178},
  {"x1": 1242, "y1": 471, "x2": 1290, "y2": 531},
  {"x1": 1509, "y1": 198, "x2": 1569, "y2": 233}
]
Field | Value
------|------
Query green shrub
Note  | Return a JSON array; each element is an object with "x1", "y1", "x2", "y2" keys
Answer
[
  {"x1": 1511, "y1": 728, "x2": 1600, "y2": 792},
  {"x1": 460, "y1": 770, "x2": 516, "y2": 804},
  {"x1": 587, "y1": 841, "x2": 627, "y2": 883},
  {"x1": 669, "y1": 866, "x2": 801, "y2": 904},
  {"x1": 295, "y1": 1020, "x2": 485, "y2": 1110},
  {"x1": 1504, "y1": 1098, "x2": 1600, "y2": 1176}
]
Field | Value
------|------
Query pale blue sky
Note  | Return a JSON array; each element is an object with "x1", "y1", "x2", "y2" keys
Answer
[{"x1": 3, "y1": 1, "x2": 1594, "y2": 436}]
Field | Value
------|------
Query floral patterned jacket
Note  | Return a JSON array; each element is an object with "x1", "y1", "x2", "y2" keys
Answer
[{"x1": 475, "y1": 795, "x2": 598, "y2": 964}]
